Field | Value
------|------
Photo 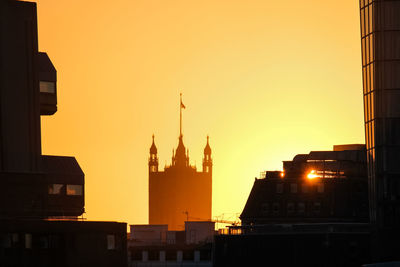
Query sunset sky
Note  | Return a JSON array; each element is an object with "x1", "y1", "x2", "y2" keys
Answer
[{"x1": 37, "y1": 0, "x2": 364, "y2": 226}]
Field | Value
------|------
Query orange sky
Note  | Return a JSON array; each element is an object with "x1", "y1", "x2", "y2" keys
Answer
[{"x1": 37, "y1": 0, "x2": 364, "y2": 225}]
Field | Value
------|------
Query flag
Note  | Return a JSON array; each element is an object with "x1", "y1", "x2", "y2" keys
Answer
[{"x1": 181, "y1": 100, "x2": 186, "y2": 109}]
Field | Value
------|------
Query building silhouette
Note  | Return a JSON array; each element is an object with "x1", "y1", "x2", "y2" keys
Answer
[
  {"x1": 360, "y1": 0, "x2": 400, "y2": 260},
  {"x1": 149, "y1": 97, "x2": 212, "y2": 230},
  {"x1": 0, "y1": 1, "x2": 127, "y2": 266},
  {"x1": 241, "y1": 145, "x2": 369, "y2": 226}
]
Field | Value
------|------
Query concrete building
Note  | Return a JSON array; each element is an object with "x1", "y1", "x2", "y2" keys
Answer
[
  {"x1": 128, "y1": 222, "x2": 214, "y2": 267},
  {"x1": 0, "y1": 1, "x2": 127, "y2": 266},
  {"x1": 148, "y1": 100, "x2": 212, "y2": 230}
]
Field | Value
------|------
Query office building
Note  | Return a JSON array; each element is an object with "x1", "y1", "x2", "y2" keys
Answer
[
  {"x1": 360, "y1": 0, "x2": 400, "y2": 227},
  {"x1": 0, "y1": 1, "x2": 127, "y2": 266},
  {"x1": 241, "y1": 145, "x2": 369, "y2": 226}
]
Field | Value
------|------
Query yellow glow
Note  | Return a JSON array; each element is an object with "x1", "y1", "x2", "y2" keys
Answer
[
  {"x1": 280, "y1": 171, "x2": 285, "y2": 178},
  {"x1": 307, "y1": 170, "x2": 318, "y2": 180},
  {"x1": 37, "y1": 0, "x2": 365, "y2": 226}
]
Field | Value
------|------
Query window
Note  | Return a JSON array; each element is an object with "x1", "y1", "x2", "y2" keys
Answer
[
  {"x1": 287, "y1": 202, "x2": 295, "y2": 215},
  {"x1": 313, "y1": 202, "x2": 321, "y2": 214},
  {"x1": 48, "y1": 184, "x2": 64, "y2": 195},
  {"x1": 276, "y1": 183, "x2": 283, "y2": 194},
  {"x1": 317, "y1": 183, "x2": 324, "y2": 193},
  {"x1": 25, "y1": 234, "x2": 32, "y2": 249},
  {"x1": 298, "y1": 203, "x2": 305, "y2": 214},
  {"x1": 261, "y1": 203, "x2": 269, "y2": 215},
  {"x1": 66, "y1": 185, "x2": 83, "y2": 196},
  {"x1": 302, "y1": 183, "x2": 308, "y2": 193},
  {"x1": 290, "y1": 183, "x2": 298, "y2": 193},
  {"x1": 107, "y1": 234, "x2": 116, "y2": 250},
  {"x1": 205, "y1": 166, "x2": 209, "y2": 173},
  {"x1": 150, "y1": 166, "x2": 157, "y2": 172},
  {"x1": 39, "y1": 81, "x2": 56, "y2": 93},
  {"x1": 272, "y1": 202, "x2": 280, "y2": 215}
]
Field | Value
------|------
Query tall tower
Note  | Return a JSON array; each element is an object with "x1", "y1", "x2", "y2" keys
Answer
[
  {"x1": 148, "y1": 95, "x2": 212, "y2": 230},
  {"x1": 203, "y1": 136, "x2": 213, "y2": 174},
  {"x1": 149, "y1": 135, "x2": 158, "y2": 173},
  {"x1": 359, "y1": 0, "x2": 400, "y2": 228}
]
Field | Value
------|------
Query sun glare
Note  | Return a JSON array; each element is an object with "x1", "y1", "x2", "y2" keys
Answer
[{"x1": 307, "y1": 170, "x2": 318, "y2": 180}]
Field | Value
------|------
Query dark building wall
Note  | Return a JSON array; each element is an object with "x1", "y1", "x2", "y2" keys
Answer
[
  {"x1": 149, "y1": 167, "x2": 212, "y2": 230},
  {"x1": 241, "y1": 148, "x2": 369, "y2": 225},
  {"x1": 0, "y1": 220, "x2": 127, "y2": 267},
  {"x1": 214, "y1": 230, "x2": 371, "y2": 267},
  {"x1": 0, "y1": 1, "x2": 42, "y2": 172},
  {"x1": 360, "y1": 0, "x2": 400, "y2": 228},
  {"x1": 241, "y1": 177, "x2": 368, "y2": 225}
]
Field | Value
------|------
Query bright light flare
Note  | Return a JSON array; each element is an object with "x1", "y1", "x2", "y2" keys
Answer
[
  {"x1": 307, "y1": 170, "x2": 318, "y2": 180},
  {"x1": 280, "y1": 171, "x2": 285, "y2": 178}
]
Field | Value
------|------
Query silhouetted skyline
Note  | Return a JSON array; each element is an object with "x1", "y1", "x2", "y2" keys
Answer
[{"x1": 37, "y1": 0, "x2": 364, "y2": 226}]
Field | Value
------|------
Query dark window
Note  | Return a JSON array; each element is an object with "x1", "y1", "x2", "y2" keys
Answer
[
  {"x1": 298, "y1": 203, "x2": 305, "y2": 214},
  {"x1": 276, "y1": 183, "x2": 283, "y2": 193},
  {"x1": 131, "y1": 250, "x2": 142, "y2": 261},
  {"x1": 290, "y1": 183, "x2": 297, "y2": 193},
  {"x1": 287, "y1": 203, "x2": 295, "y2": 215},
  {"x1": 148, "y1": 250, "x2": 159, "y2": 261},
  {"x1": 183, "y1": 250, "x2": 194, "y2": 261},
  {"x1": 317, "y1": 183, "x2": 324, "y2": 193},
  {"x1": 313, "y1": 202, "x2": 321, "y2": 214},
  {"x1": 272, "y1": 203, "x2": 280, "y2": 215},
  {"x1": 302, "y1": 183, "x2": 308, "y2": 193},
  {"x1": 166, "y1": 250, "x2": 177, "y2": 261},
  {"x1": 261, "y1": 203, "x2": 269, "y2": 215},
  {"x1": 200, "y1": 249, "x2": 211, "y2": 261}
]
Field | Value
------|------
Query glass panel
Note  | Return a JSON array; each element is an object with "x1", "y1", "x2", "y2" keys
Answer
[
  {"x1": 39, "y1": 81, "x2": 56, "y2": 94},
  {"x1": 369, "y1": 34, "x2": 374, "y2": 63},
  {"x1": 363, "y1": 67, "x2": 367, "y2": 94},
  {"x1": 361, "y1": 8, "x2": 365, "y2": 37},
  {"x1": 66, "y1": 185, "x2": 83, "y2": 196},
  {"x1": 371, "y1": 92, "x2": 375, "y2": 120},
  {"x1": 107, "y1": 234, "x2": 116, "y2": 250},
  {"x1": 48, "y1": 184, "x2": 64, "y2": 195},
  {"x1": 371, "y1": 121, "x2": 375, "y2": 147},
  {"x1": 25, "y1": 234, "x2": 32, "y2": 249},
  {"x1": 369, "y1": 4, "x2": 373, "y2": 33},
  {"x1": 370, "y1": 63, "x2": 374, "y2": 92},
  {"x1": 366, "y1": 35, "x2": 370, "y2": 64},
  {"x1": 364, "y1": 95, "x2": 368, "y2": 122},
  {"x1": 365, "y1": 6, "x2": 369, "y2": 36},
  {"x1": 366, "y1": 65, "x2": 370, "y2": 93},
  {"x1": 361, "y1": 38, "x2": 366, "y2": 66}
]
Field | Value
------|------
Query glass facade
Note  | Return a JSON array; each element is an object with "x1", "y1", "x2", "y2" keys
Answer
[{"x1": 360, "y1": 0, "x2": 400, "y2": 226}]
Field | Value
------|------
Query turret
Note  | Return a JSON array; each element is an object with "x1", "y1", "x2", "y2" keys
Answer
[
  {"x1": 203, "y1": 136, "x2": 212, "y2": 173},
  {"x1": 149, "y1": 135, "x2": 158, "y2": 173}
]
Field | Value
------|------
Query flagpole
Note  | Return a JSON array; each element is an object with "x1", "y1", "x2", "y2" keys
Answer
[{"x1": 180, "y1": 93, "x2": 182, "y2": 137}]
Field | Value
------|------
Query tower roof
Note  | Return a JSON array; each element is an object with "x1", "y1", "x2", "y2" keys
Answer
[
  {"x1": 150, "y1": 134, "x2": 157, "y2": 154},
  {"x1": 174, "y1": 135, "x2": 187, "y2": 165},
  {"x1": 204, "y1": 136, "x2": 211, "y2": 154}
]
